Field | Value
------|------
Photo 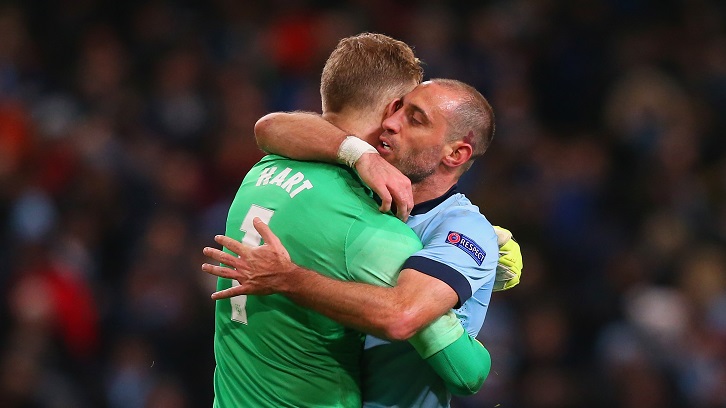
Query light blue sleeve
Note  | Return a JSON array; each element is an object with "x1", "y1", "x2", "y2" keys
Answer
[
  {"x1": 455, "y1": 284, "x2": 493, "y2": 337},
  {"x1": 407, "y1": 209, "x2": 498, "y2": 338},
  {"x1": 405, "y1": 208, "x2": 498, "y2": 305}
]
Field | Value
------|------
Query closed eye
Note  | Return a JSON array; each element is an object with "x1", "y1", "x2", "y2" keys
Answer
[
  {"x1": 405, "y1": 102, "x2": 430, "y2": 127},
  {"x1": 408, "y1": 109, "x2": 427, "y2": 126}
]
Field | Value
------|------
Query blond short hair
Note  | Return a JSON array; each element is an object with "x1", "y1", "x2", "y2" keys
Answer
[{"x1": 321, "y1": 33, "x2": 423, "y2": 113}]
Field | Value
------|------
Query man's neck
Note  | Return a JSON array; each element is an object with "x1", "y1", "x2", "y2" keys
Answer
[
  {"x1": 411, "y1": 173, "x2": 458, "y2": 205},
  {"x1": 322, "y1": 111, "x2": 380, "y2": 145},
  {"x1": 409, "y1": 184, "x2": 459, "y2": 216}
]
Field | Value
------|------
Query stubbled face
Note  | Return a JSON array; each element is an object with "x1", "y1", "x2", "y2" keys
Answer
[{"x1": 376, "y1": 82, "x2": 462, "y2": 184}]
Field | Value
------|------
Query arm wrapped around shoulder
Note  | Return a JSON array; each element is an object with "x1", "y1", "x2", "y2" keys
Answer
[{"x1": 425, "y1": 332, "x2": 492, "y2": 395}]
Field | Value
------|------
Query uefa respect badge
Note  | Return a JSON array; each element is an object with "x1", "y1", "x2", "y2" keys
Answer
[{"x1": 445, "y1": 231, "x2": 486, "y2": 265}]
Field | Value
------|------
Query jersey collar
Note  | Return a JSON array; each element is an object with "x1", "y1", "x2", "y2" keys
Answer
[{"x1": 410, "y1": 184, "x2": 459, "y2": 216}]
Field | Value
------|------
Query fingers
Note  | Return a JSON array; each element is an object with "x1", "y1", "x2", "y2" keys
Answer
[
  {"x1": 383, "y1": 182, "x2": 412, "y2": 221},
  {"x1": 203, "y1": 246, "x2": 242, "y2": 266},
  {"x1": 252, "y1": 217, "x2": 281, "y2": 248},
  {"x1": 378, "y1": 192, "x2": 393, "y2": 214},
  {"x1": 393, "y1": 194, "x2": 411, "y2": 222},
  {"x1": 214, "y1": 234, "x2": 249, "y2": 256},
  {"x1": 495, "y1": 265, "x2": 516, "y2": 280},
  {"x1": 356, "y1": 153, "x2": 412, "y2": 219},
  {"x1": 211, "y1": 286, "x2": 246, "y2": 300},
  {"x1": 498, "y1": 255, "x2": 516, "y2": 268},
  {"x1": 391, "y1": 182, "x2": 412, "y2": 222},
  {"x1": 201, "y1": 263, "x2": 238, "y2": 280}
]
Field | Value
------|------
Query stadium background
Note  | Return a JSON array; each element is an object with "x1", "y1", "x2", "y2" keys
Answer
[{"x1": 1, "y1": 0, "x2": 725, "y2": 407}]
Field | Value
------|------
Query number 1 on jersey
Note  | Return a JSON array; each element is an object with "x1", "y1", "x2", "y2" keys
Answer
[{"x1": 230, "y1": 205, "x2": 275, "y2": 324}]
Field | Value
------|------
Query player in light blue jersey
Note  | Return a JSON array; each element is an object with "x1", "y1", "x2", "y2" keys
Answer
[
  {"x1": 210, "y1": 78, "x2": 520, "y2": 408},
  {"x1": 362, "y1": 185, "x2": 498, "y2": 407},
  {"x1": 404, "y1": 186, "x2": 497, "y2": 338}
]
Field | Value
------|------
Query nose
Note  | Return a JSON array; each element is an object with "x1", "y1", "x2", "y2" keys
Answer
[{"x1": 381, "y1": 115, "x2": 394, "y2": 133}]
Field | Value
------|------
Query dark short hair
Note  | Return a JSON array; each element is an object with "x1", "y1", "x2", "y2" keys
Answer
[{"x1": 431, "y1": 78, "x2": 495, "y2": 171}]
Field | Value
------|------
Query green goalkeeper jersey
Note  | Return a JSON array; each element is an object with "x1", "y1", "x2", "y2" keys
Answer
[{"x1": 213, "y1": 155, "x2": 462, "y2": 407}]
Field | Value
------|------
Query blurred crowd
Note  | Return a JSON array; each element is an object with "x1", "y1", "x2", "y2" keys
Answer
[{"x1": 1, "y1": 0, "x2": 725, "y2": 407}]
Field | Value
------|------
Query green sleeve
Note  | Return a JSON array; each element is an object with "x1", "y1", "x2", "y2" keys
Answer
[
  {"x1": 407, "y1": 311, "x2": 465, "y2": 359},
  {"x1": 424, "y1": 332, "x2": 492, "y2": 395}
]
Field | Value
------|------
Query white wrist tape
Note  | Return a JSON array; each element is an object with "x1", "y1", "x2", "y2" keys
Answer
[{"x1": 336, "y1": 136, "x2": 378, "y2": 168}]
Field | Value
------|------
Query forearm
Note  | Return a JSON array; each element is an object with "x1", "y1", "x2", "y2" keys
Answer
[
  {"x1": 425, "y1": 332, "x2": 492, "y2": 395},
  {"x1": 295, "y1": 266, "x2": 493, "y2": 394},
  {"x1": 204, "y1": 232, "x2": 453, "y2": 337},
  {"x1": 254, "y1": 112, "x2": 347, "y2": 162},
  {"x1": 279, "y1": 266, "x2": 438, "y2": 341}
]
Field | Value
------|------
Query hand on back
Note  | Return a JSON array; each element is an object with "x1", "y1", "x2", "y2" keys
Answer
[{"x1": 202, "y1": 218, "x2": 294, "y2": 299}]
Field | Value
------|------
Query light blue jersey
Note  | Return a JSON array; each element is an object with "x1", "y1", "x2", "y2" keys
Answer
[{"x1": 363, "y1": 185, "x2": 498, "y2": 408}]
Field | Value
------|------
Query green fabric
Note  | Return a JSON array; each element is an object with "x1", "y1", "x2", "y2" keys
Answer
[
  {"x1": 408, "y1": 311, "x2": 465, "y2": 359},
  {"x1": 424, "y1": 332, "x2": 492, "y2": 396},
  {"x1": 214, "y1": 155, "x2": 429, "y2": 407}
]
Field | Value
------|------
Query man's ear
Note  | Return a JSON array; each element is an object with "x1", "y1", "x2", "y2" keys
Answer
[
  {"x1": 383, "y1": 98, "x2": 401, "y2": 119},
  {"x1": 443, "y1": 140, "x2": 473, "y2": 168}
]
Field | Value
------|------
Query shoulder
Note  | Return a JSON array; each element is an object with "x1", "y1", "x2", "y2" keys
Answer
[
  {"x1": 351, "y1": 210, "x2": 421, "y2": 248},
  {"x1": 345, "y1": 214, "x2": 422, "y2": 285},
  {"x1": 436, "y1": 195, "x2": 496, "y2": 243},
  {"x1": 412, "y1": 194, "x2": 497, "y2": 276}
]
